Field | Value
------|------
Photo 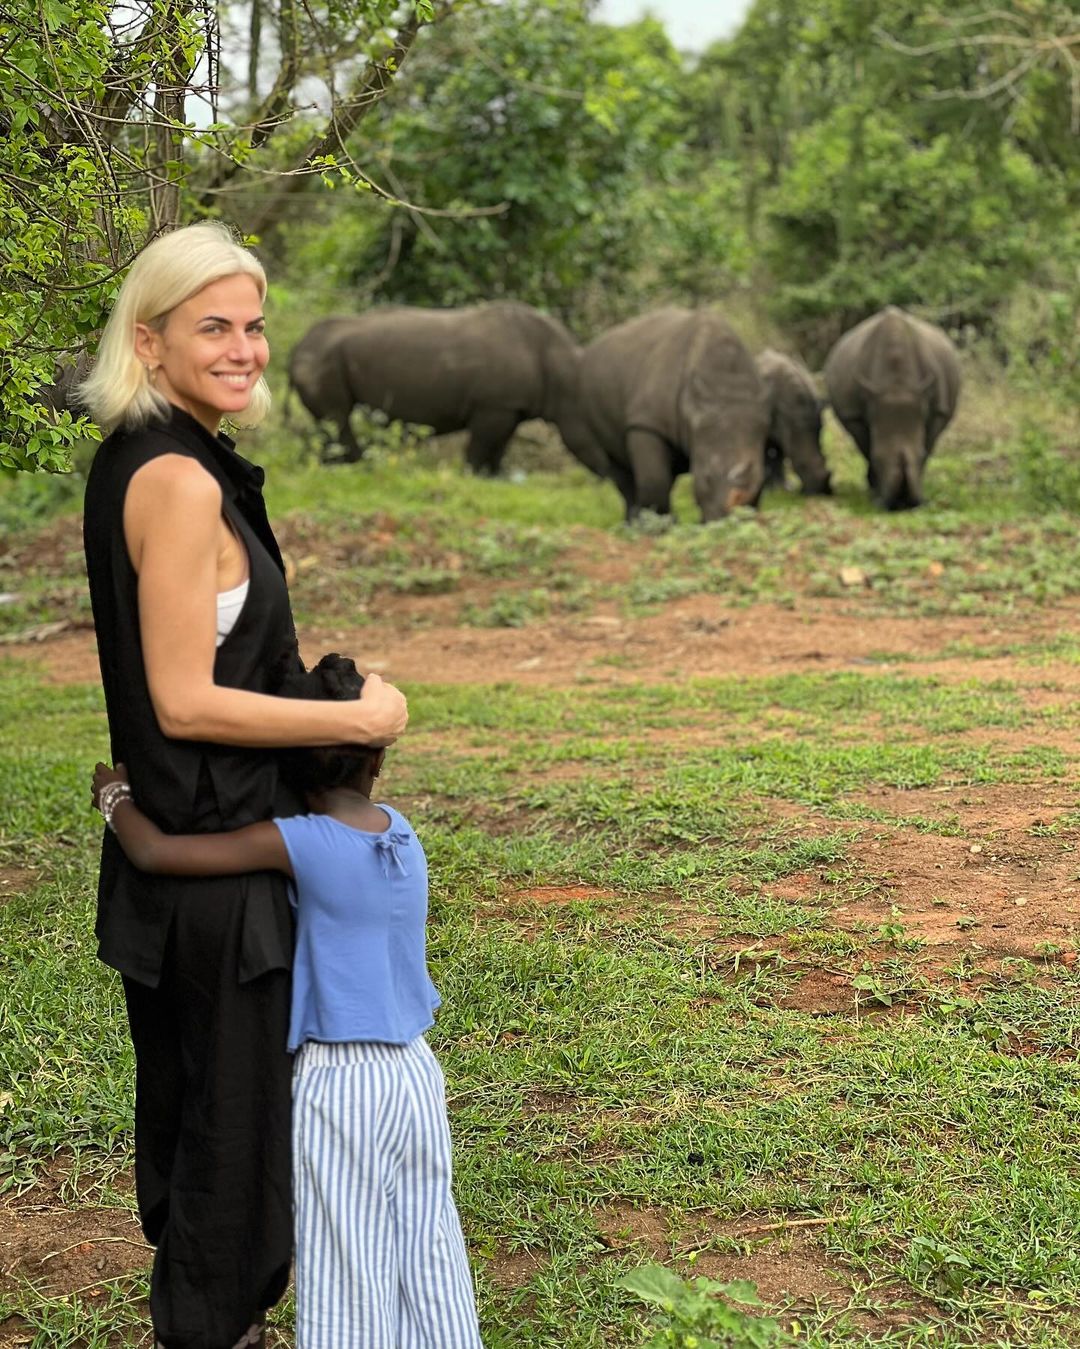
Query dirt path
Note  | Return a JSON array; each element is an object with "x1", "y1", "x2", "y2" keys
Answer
[{"x1": 9, "y1": 593, "x2": 1080, "y2": 690}]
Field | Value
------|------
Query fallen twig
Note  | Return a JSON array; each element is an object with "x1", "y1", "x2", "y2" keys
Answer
[
  {"x1": 42, "y1": 1234, "x2": 150, "y2": 1262},
  {"x1": 737, "y1": 1216, "x2": 836, "y2": 1236}
]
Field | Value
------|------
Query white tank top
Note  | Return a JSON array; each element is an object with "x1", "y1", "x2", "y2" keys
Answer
[{"x1": 216, "y1": 578, "x2": 249, "y2": 648}]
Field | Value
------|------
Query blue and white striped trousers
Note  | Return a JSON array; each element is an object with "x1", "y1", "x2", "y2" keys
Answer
[{"x1": 292, "y1": 1038, "x2": 483, "y2": 1349}]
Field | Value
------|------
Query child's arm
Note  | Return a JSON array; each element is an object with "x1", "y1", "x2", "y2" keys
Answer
[{"x1": 93, "y1": 763, "x2": 293, "y2": 878}]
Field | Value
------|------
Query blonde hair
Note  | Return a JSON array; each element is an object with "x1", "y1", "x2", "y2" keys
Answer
[{"x1": 80, "y1": 222, "x2": 271, "y2": 432}]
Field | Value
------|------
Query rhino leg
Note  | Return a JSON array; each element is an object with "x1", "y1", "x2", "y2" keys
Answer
[
  {"x1": 316, "y1": 417, "x2": 363, "y2": 464},
  {"x1": 606, "y1": 460, "x2": 638, "y2": 522},
  {"x1": 627, "y1": 428, "x2": 675, "y2": 516},
  {"x1": 466, "y1": 408, "x2": 521, "y2": 476},
  {"x1": 763, "y1": 440, "x2": 787, "y2": 489},
  {"x1": 335, "y1": 413, "x2": 365, "y2": 464}
]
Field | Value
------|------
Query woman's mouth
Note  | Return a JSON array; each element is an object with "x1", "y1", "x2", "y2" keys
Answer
[{"x1": 212, "y1": 372, "x2": 253, "y2": 386}]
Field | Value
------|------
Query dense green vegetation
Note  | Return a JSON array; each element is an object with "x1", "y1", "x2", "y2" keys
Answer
[
  {"x1": 277, "y1": 0, "x2": 1079, "y2": 366},
  {"x1": 3, "y1": 0, "x2": 1078, "y2": 469}
]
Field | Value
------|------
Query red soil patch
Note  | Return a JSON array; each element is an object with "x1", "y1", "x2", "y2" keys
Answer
[
  {"x1": 0, "y1": 1197, "x2": 147, "y2": 1299},
  {"x1": 0, "y1": 867, "x2": 37, "y2": 905},
  {"x1": 759, "y1": 789, "x2": 1080, "y2": 969},
  {"x1": 775, "y1": 969, "x2": 866, "y2": 1015},
  {"x1": 596, "y1": 1204, "x2": 940, "y2": 1330},
  {"x1": 299, "y1": 597, "x2": 1080, "y2": 689},
  {"x1": 483, "y1": 1245, "x2": 546, "y2": 1292},
  {"x1": 0, "y1": 514, "x2": 85, "y2": 578},
  {"x1": 13, "y1": 592, "x2": 1080, "y2": 692}
]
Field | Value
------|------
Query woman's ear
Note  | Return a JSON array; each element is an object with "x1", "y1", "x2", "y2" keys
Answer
[
  {"x1": 372, "y1": 749, "x2": 387, "y2": 779},
  {"x1": 134, "y1": 322, "x2": 162, "y2": 369}
]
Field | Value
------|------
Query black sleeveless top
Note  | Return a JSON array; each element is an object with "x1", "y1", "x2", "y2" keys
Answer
[{"x1": 83, "y1": 406, "x2": 301, "y2": 986}]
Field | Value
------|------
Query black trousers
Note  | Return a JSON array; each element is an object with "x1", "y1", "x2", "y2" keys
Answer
[{"x1": 123, "y1": 889, "x2": 292, "y2": 1349}]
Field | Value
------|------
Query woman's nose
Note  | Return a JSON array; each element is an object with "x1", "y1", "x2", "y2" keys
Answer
[{"x1": 226, "y1": 330, "x2": 255, "y2": 363}]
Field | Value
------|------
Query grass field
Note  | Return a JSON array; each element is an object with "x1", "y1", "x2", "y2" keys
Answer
[{"x1": 0, "y1": 395, "x2": 1078, "y2": 1347}]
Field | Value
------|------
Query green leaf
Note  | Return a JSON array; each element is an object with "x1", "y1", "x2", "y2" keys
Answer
[{"x1": 619, "y1": 1263, "x2": 685, "y2": 1307}]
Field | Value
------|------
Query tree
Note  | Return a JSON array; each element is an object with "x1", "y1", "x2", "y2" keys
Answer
[
  {"x1": 764, "y1": 109, "x2": 1060, "y2": 351},
  {"x1": 276, "y1": 0, "x2": 686, "y2": 330},
  {"x1": 687, "y1": 0, "x2": 1078, "y2": 358},
  {"x1": 0, "y1": 0, "x2": 441, "y2": 471}
]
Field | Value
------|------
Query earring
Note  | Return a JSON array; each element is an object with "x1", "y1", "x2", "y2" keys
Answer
[{"x1": 145, "y1": 364, "x2": 158, "y2": 384}]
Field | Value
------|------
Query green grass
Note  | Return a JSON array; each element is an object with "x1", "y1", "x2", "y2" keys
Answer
[
  {"x1": 0, "y1": 653, "x2": 1077, "y2": 1348},
  {"x1": 9, "y1": 405, "x2": 1080, "y2": 640},
  {"x1": 2, "y1": 408, "x2": 1080, "y2": 1346}
]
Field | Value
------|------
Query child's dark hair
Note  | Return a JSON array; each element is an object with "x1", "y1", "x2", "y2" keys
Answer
[{"x1": 272, "y1": 650, "x2": 381, "y2": 794}]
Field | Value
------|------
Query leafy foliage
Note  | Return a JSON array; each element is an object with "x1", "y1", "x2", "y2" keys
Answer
[
  {"x1": 279, "y1": 0, "x2": 685, "y2": 326},
  {"x1": 763, "y1": 110, "x2": 1059, "y2": 349},
  {"x1": 0, "y1": 0, "x2": 436, "y2": 469},
  {"x1": 5, "y1": 0, "x2": 1079, "y2": 470},
  {"x1": 620, "y1": 1266, "x2": 791, "y2": 1349}
]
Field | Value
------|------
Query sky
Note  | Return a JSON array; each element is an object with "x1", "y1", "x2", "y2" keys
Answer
[{"x1": 595, "y1": 0, "x2": 753, "y2": 50}]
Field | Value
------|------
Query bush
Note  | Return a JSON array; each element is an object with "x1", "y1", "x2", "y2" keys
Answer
[{"x1": 1013, "y1": 425, "x2": 1080, "y2": 514}]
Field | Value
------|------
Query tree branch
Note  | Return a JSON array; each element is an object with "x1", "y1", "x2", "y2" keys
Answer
[
  {"x1": 247, "y1": 10, "x2": 423, "y2": 233},
  {"x1": 95, "y1": 0, "x2": 198, "y2": 141},
  {"x1": 199, "y1": 0, "x2": 301, "y2": 204}
]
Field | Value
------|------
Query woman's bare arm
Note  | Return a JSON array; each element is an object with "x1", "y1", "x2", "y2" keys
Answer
[
  {"x1": 124, "y1": 454, "x2": 407, "y2": 747},
  {"x1": 95, "y1": 762, "x2": 293, "y2": 875}
]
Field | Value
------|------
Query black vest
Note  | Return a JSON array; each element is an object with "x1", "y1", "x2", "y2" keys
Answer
[{"x1": 83, "y1": 407, "x2": 300, "y2": 986}]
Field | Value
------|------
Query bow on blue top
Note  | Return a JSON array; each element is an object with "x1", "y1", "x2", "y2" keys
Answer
[{"x1": 373, "y1": 829, "x2": 411, "y2": 878}]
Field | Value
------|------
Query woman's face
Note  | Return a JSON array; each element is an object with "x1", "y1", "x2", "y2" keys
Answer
[{"x1": 136, "y1": 273, "x2": 269, "y2": 433}]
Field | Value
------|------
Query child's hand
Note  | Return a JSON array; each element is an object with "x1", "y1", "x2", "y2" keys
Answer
[{"x1": 92, "y1": 761, "x2": 129, "y2": 811}]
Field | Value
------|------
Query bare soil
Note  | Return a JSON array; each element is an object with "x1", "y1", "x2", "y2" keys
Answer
[
  {"x1": 0, "y1": 867, "x2": 37, "y2": 906},
  {"x1": 17, "y1": 594, "x2": 1080, "y2": 695},
  {"x1": 594, "y1": 1203, "x2": 944, "y2": 1333}
]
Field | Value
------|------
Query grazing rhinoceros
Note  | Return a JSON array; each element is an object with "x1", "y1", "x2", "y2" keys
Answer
[
  {"x1": 756, "y1": 349, "x2": 830, "y2": 495},
  {"x1": 567, "y1": 308, "x2": 769, "y2": 522},
  {"x1": 286, "y1": 302, "x2": 589, "y2": 474},
  {"x1": 824, "y1": 307, "x2": 961, "y2": 510}
]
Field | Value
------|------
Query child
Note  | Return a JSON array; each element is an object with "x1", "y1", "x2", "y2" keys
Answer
[{"x1": 93, "y1": 653, "x2": 483, "y2": 1349}]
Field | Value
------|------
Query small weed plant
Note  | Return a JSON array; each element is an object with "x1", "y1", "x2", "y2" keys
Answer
[{"x1": 621, "y1": 1266, "x2": 791, "y2": 1349}]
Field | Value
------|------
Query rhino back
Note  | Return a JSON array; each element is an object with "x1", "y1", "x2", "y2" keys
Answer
[
  {"x1": 330, "y1": 304, "x2": 547, "y2": 431},
  {"x1": 681, "y1": 314, "x2": 762, "y2": 407},
  {"x1": 757, "y1": 349, "x2": 818, "y2": 433},
  {"x1": 579, "y1": 309, "x2": 700, "y2": 454},
  {"x1": 825, "y1": 307, "x2": 960, "y2": 420}
]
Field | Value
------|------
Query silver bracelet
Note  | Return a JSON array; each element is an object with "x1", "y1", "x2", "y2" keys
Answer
[{"x1": 98, "y1": 782, "x2": 133, "y2": 832}]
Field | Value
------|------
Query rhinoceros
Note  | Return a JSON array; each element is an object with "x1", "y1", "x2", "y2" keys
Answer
[
  {"x1": 286, "y1": 302, "x2": 587, "y2": 474},
  {"x1": 565, "y1": 308, "x2": 770, "y2": 522},
  {"x1": 824, "y1": 307, "x2": 961, "y2": 510},
  {"x1": 756, "y1": 349, "x2": 830, "y2": 495}
]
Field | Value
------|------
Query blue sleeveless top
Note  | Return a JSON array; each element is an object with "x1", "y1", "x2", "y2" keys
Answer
[{"x1": 273, "y1": 807, "x2": 440, "y2": 1052}]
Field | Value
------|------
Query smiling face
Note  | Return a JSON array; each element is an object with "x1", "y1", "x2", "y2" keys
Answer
[{"x1": 135, "y1": 273, "x2": 268, "y2": 433}]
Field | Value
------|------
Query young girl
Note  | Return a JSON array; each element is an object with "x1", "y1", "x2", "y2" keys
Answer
[{"x1": 93, "y1": 653, "x2": 482, "y2": 1349}]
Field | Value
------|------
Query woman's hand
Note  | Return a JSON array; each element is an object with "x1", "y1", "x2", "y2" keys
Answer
[
  {"x1": 92, "y1": 761, "x2": 129, "y2": 810},
  {"x1": 349, "y1": 673, "x2": 408, "y2": 747}
]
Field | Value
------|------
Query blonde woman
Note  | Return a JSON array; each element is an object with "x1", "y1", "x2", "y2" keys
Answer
[{"x1": 80, "y1": 223, "x2": 408, "y2": 1349}]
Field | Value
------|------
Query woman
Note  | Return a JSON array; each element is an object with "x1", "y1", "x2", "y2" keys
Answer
[{"x1": 79, "y1": 223, "x2": 408, "y2": 1349}]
